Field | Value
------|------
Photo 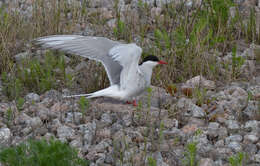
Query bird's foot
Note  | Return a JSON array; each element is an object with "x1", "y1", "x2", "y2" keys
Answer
[
  {"x1": 126, "y1": 101, "x2": 132, "y2": 104},
  {"x1": 126, "y1": 100, "x2": 137, "y2": 106},
  {"x1": 132, "y1": 100, "x2": 137, "y2": 106}
]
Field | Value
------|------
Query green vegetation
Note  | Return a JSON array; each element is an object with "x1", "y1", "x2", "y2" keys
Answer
[
  {"x1": 78, "y1": 96, "x2": 90, "y2": 115},
  {"x1": 183, "y1": 142, "x2": 198, "y2": 166},
  {"x1": 113, "y1": 19, "x2": 127, "y2": 40},
  {"x1": 16, "y1": 97, "x2": 25, "y2": 111},
  {"x1": 146, "y1": 87, "x2": 153, "y2": 109},
  {"x1": 181, "y1": 142, "x2": 248, "y2": 166},
  {"x1": 0, "y1": 0, "x2": 259, "y2": 100},
  {"x1": 231, "y1": 46, "x2": 245, "y2": 79},
  {"x1": 158, "y1": 121, "x2": 165, "y2": 144},
  {"x1": 1, "y1": 51, "x2": 71, "y2": 100},
  {"x1": 193, "y1": 88, "x2": 207, "y2": 106},
  {"x1": 0, "y1": 139, "x2": 89, "y2": 166},
  {"x1": 0, "y1": 0, "x2": 85, "y2": 74},
  {"x1": 228, "y1": 152, "x2": 246, "y2": 166},
  {"x1": 1, "y1": 72, "x2": 23, "y2": 100},
  {"x1": 0, "y1": 1, "x2": 258, "y2": 165},
  {"x1": 4, "y1": 108, "x2": 14, "y2": 127},
  {"x1": 194, "y1": 129, "x2": 203, "y2": 136},
  {"x1": 147, "y1": 156, "x2": 157, "y2": 166}
]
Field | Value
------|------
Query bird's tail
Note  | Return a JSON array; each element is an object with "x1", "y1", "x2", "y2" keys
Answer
[
  {"x1": 63, "y1": 92, "x2": 102, "y2": 98},
  {"x1": 63, "y1": 85, "x2": 121, "y2": 99},
  {"x1": 63, "y1": 93, "x2": 93, "y2": 98}
]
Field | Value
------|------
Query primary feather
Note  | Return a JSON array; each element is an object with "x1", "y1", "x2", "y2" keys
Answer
[{"x1": 35, "y1": 35, "x2": 122, "y2": 85}]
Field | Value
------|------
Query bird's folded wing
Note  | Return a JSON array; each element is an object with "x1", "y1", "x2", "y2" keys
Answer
[
  {"x1": 108, "y1": 43, "x2": 142, "y2": 90},
  {"x1": 34, "y1": 35, "x2": 122, "y2": 85}
]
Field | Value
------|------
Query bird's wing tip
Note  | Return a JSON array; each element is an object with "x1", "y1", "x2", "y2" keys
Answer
[{"x1": 63, "y1": 93, "x2": 92, "y2": 98}]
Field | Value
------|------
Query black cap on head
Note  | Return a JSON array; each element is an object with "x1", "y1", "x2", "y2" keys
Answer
[{"x1": 140, "y1": 55, "x2": 159, "y2": 65}]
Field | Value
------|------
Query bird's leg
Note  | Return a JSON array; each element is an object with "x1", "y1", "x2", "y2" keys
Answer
[
  {"x1": 126, "y1": 100, "x2": 137, "y2": 106},
  {"x1": 132, "y1": 100, "x2": 137, "y2": 106}
]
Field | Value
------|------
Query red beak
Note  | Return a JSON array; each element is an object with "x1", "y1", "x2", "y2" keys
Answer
[{"x1": 158, "y1": 60, "x2": 168, "y2": 65}]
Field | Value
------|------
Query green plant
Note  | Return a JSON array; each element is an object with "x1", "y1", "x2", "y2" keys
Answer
[
  {"x1": 158, "y1": 121, "x2": 164, "y2": 144},
  {"x1": 112, "y1": 134, "x2": 133, "y2": 165},
  {"x1": 149, "y1": 0, "x2": 242, "y2": 86},
  {"x1": 56, "y1": 55, "x2": 73, "y2": 88},
  {"x1": 146, "y1": 87, "x2": 153, "y2": 108},
  {"x1": 65, "y1": 73, "x2": 73, "y2": 88},
  {"x1": 228, "y1": 152, "x2": 246, "y2": 166},
  {"x1": 0, "y1": 6, "x2": 21, "y2": 73},
  {"x1": 134, "y1": 100, "x2": 144, "y2": 124},
  {"x1": 247, "y1": 91, "x2": 253, "y2": 101},
  {"x1": 172, "y1": 137, "x2": 180, "y2": 146},
  {"x1": 5, "y1": 108, "x2": 13, "y2": 127},
  {"x1": 1, "y1": 72, "x2": 23, "y2": 100},
  {"x1": 113, "y1": 19, "x2": 127, "y2": 40},
  {"x1": 113, "y1": 0, "x2": 130, "y2": 41},
  {"x1": 0, "y1": 139, "x2": 89, "y2": 166},
  {"x1": 16, "y1": 97, "x2": 25, "y2": 111},
  {"x1": 246, "y1": 8, "x2": 257, "y2": 42},
  {"x1": 194, "y1": 129, "x2": 203, "y2": 136},
  {"x1": 81, "y1": 0, "x2": 88, "y2": 15},
  {"x1": 1, "y1": 51, "x2": 71, "y2": 100},
  {"x1": 193, "y1": 88, "x2": 207, "y2": 106},
  {"x1": 231, "y1": 45, "x2": 245, "y2": 79},
  {"x1": 183, "y1": 142, "x2": 198, "y2": 166},
  {"x1": 147, "y1": 156, "x2": 157, "y2": 166},
  {"x1": 144, "y1": 87, "x2": 153, "y2": 126},
  {"x1": 0, "y1": 0, "x2": 85, "y2": 73},
  {"x1": 154, "y1": 29, "x2": 171, "y2": 50},
  {"x1": 78, "y1": 96, "x2": 90, "y2": 115}
]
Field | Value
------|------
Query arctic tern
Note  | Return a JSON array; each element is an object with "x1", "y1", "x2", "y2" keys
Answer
[{"x1": 35, "y1": 35, "x2": 167, "y2": 106}]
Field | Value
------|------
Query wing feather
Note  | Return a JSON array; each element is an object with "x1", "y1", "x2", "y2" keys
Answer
[
  {"x1": 108, "y1": 43, "x2": 142, "y2": 90},
  {"x1": 34, "y1": 35, "x2": 122, "y2": 85}
]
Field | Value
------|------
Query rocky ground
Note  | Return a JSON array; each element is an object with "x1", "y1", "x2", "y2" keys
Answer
[{"x1": 1, "y1": 0, "x2": 260, "y2": 166}]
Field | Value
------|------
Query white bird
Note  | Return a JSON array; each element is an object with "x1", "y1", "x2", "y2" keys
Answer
[{"x1": 34, "y1": 35, "x2": 167, "y2": 106}]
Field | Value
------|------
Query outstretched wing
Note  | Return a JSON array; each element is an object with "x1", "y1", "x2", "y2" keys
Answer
[
  {"x1": 108, "y1": 43, "x2": 142, "y2": 90},
  {"x1": 34, "y1": 35, "x2": 123, "y2": 85}
]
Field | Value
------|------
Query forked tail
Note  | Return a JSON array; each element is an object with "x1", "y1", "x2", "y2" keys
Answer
[
  {"x1": 63, "y1": 93, "x2": 93, "y2": 98},
  {"x1": 63, "y1": 85, "x2": 121, "y2": 99}
]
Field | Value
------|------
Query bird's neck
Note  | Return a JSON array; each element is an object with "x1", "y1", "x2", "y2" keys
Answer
[{"x1": 139, "y1": 63, "x2": 154, "y2": 84}]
